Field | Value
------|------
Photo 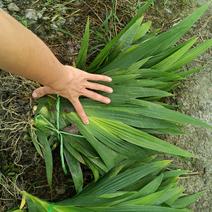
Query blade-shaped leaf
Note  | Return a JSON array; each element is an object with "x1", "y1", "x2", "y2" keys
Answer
[
  {"x1": 37, "y1": 131, "x2": 53, "y2": 187},
  {"x1": 92, "y1": 117, "x2": 192, "y2": 157},
  {"x1": 87, "y1": 0, "x2": 154, "y2": 71},
  {"x1": 152, "y1": 37, "x2": 197, "y2": 71},
  {"x1": 133, "y1": 21, "x2": 152, "y2": 42},
  {"x1": 99, "y1": 4, "x2": 208, "y2": 72},
  {"x1": 64, "y1": 149, "x2": 83, "y2": 193},
  {"x1": 171, "y1": 39, "x2": 212, "y2": 70},
  {"x1": 76, "y1": 17, "x2": 90, "y2": 69},
  {"x1": 171, "y1": 192, "x2": 203, "y2": 209}
]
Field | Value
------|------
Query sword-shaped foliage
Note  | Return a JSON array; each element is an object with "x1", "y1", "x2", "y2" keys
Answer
[
  {"x1": 18, "y1": 160, "x2": 202, "y2": 212},
  {"x1": 31, "y1": 1, "x2": 212, "y2": 193}
]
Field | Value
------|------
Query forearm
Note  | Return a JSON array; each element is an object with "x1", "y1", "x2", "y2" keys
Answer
[
  {"x1": 0, "y1": 10, "x2": 112, "y2": 124},
  {"x1": 0, "y1": 9, "x2": 64, "y2": 86}
]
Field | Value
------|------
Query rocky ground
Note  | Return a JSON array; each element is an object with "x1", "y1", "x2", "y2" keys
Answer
[
  {"x1": 0, "y1": 0, "x2": 211, "y2": 211},
  {"x1": 167, "y1": 1, "x2": 212, "y2": 210}
]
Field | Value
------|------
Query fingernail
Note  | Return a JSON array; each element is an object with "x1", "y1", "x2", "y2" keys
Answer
[
  {"x1": 106, "y1": 98, "x2": 111, "y2": 104},
  {"x1": 32, "y1": 92, "x2": 37, "y2": 98},
  {"x1": 84, "y1": 119, "x2": 89, "y2": 125},
  {"x1": 109, "y1": 88, "x2": 113, "y2": 93},
  {"x1": 108, "y1": 77, "x2": 112, "y2": 82}
]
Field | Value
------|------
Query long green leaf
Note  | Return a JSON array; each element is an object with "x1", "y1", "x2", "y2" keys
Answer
[
  {"x1": 133, "y1": 21, "x2": 152, "y2": 42},
  {"x1": 76, "y1": 18, "x2": 90, "y2": 69},
  {"x1": 130, "y1": 99, "x2": 211, "y2": 129},
  {"x1": 93, "y1": 117, "x2": 192, "y2": 157},
  {"x1": 87, "y1": 0, "x2": 154, "y2": 71},
  {"x1": 67, "y1": 113, "x2": 119, "y2": 170},
  {"x1": 109, "y1": 17, "x2": 143, "y2": 60},
  {"x1": 171, "y1": 192, "x2": 203, "y2": 209},
  {"x1": 37, "y1": 131, "x2": 53, "y2": 187},
  {"x1": 171, "y1": 39, "x2": 212, "y2": 70},
  {"x1": 89, "y1": 205, "x2": 190, "y2": 212},
  {"x1": 99, "y1": 4, "x2": 208, "y2": 72},
  {"x1": 152, "y1": 37, "x2": 197, "y2": 71},
  {"x1": 76, "y1": 160, "x2": 170, "y2": 197},
  {"x1": 64, "y1": 149, "x2": 83, "y2": 193}
]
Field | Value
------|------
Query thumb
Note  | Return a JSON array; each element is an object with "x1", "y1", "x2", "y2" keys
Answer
[{"x1": 32, "y1": 86, "x2": 54, "y2": 99}]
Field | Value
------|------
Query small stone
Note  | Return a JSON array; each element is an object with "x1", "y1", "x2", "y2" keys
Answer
[
  {"x1": 25, "y1": 9, "x2": 38, "y2": 21},
  {"x1": 37, "y1": 11, "x2": 43, "y2": 19},
  {"x1": 8, "y1": 3, "x2": 20, "y2": 12}
]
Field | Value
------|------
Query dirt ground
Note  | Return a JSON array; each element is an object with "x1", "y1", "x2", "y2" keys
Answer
[{"x1": 0, "y1": 0, "x2": 211, "y2": 211}]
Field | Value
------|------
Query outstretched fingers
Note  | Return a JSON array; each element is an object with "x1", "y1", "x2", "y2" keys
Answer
[
  {"x1": 86, "y1": 73, "x2": 112, "y2": 82},
  {"x1": 71, "y1": 98, "x2": 89, "y2": 125},
  {"x1": 83, "y1": 89, "x2": 111, "y2": 104},
  {"x1": 86, "y1": 82, "x2": 113, "y2": 93}
]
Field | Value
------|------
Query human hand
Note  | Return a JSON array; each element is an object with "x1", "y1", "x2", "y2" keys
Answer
[{"x1": 32, "y1": 65, "x2": 113, "y2": 124}]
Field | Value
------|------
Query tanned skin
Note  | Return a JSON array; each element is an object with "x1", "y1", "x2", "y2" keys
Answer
[{"x1": 0, "y1": 10, "x2": 113, "y2": 124}]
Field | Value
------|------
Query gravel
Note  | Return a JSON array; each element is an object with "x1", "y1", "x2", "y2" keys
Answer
[
  {"x1": 25, "y1": 9, "x2": 38, "y2": 21},
  {"x1": 7, "y1": 2, "x2": 19, "y2": 12}
]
